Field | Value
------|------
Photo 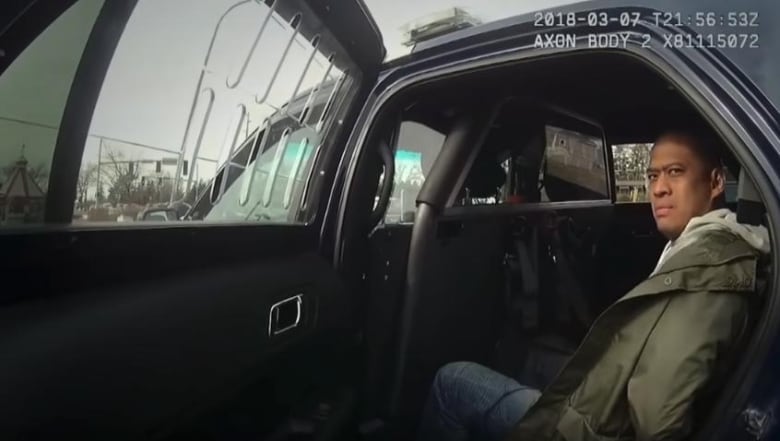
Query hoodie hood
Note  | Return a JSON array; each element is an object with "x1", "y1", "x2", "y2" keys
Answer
[{"x1": 651, "y1": 208, "x2": 770, "y2": 276}]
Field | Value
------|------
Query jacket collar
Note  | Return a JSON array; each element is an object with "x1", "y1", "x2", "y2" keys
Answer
[{"x1": 619, "y1": 230, "x2": 759, "y2": 303}]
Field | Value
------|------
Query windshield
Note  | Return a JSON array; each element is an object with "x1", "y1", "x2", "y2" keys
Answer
[{"x1": 364, "y1": 0, "x2": 588, "y2": 60}]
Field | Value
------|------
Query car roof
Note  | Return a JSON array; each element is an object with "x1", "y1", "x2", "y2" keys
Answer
[{"x1": 408, "y1": 0, "x2": 780, "y2": 114}]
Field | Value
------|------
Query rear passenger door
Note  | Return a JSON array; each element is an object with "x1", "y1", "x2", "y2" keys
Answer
[{"x1": 0, "y1": 0, "x2": 383, "y2": 438}]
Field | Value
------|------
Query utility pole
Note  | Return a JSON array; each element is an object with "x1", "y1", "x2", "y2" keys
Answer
[{"x1": 95, "y1": 138, "x2": 103, "y2": 206}]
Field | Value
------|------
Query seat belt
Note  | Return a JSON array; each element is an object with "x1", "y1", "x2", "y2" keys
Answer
[
  {"x1": 505, "y1": 227, "x2": 540, "y2": 330},
  {"x1": 548, "y1": 227, "x2": 593, "y2": 329},
  {"x1": 504, "y1": 220, "x2": 593, "y2": 332}
]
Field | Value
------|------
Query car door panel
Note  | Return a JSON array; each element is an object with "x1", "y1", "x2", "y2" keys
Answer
[
  {"x1": 0, "y1": 228, "x2": 354, "y2": 436},
  {"x1": 360, "y1": 224, "x2": 413, "y2": 418}
]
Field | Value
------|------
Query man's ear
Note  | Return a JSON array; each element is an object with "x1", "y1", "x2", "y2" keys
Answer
[{"x1": 711, "y1": 167, "x2": 726, "y2": 197}]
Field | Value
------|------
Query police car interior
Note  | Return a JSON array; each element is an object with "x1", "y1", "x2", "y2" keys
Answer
[
  {"x1": 339, "y1": 50, "x2": 775, "y2": 441},
  {"x1": 0, "y1": 1, "x2": 779, "y2": 441}
]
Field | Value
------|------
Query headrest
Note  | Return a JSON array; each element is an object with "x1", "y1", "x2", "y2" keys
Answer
[{"x1": 737, "y1": 167, "x2": 764, "y2": 226}]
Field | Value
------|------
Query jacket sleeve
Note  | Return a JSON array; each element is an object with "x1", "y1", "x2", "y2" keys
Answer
[{"x1": 626, "y1": 290, "x2": 749, "y2": 441}]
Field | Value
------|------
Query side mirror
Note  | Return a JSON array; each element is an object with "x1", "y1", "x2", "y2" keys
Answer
[{"x1": 139, "y1": 208, "x2": 179, "y2": 221}]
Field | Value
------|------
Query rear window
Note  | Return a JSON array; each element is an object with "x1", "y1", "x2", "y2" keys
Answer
[
  {"x1": 612, "y1": 143, "x2": 652, "y2": 203},
  {"x1": 612, "y1": 143, "x2": 738, "y2": 203}
]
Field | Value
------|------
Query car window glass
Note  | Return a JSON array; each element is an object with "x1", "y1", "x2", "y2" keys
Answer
[
  {"x1": 0, "y1": 0, "x2": 104, "y2": 227},
  {"x1": 612, "y1": 143, "x2": 738, "y2": 203},
  {"x1": 540, "y1": 125, "x2": 608, "y2": 202},
  {"x1": 382, "y1": 121, "x2": 445, "y2": 223},
  {"x1": 74, "y1": 0, "x2": 359, "y2": 226},
  {"x1": 612, "y1": 143, "x2": 652, "y2": 203}
]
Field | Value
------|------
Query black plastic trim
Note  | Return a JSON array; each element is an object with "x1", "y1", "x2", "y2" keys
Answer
[
  {"x1": 298, "y1": 0, "x2": 385, "y2": 70},
  {"x1": 388, "y1": 202, "x2": 437, "y2": 417},
  {"x1": 0, "y1": 0, "x2": 78, "y2": 75},
  {"x1": 368, "y1": 139, "x2": 395, "y2": 227}
]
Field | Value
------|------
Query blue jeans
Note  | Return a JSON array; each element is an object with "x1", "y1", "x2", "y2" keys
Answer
[{"x1": 418, "y1": 362, "x2": 541, "y2": 441}]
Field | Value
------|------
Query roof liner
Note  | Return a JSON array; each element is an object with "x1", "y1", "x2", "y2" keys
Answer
[{"x1": 402, "y1": 52, "x2": 702, "y2": 144}]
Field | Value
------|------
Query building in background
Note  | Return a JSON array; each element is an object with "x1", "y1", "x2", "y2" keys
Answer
[{"x1": 0, "y1": 149, "x2": 45, "y2": 224}]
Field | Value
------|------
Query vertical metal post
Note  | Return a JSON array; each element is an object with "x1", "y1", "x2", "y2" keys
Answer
[
  {"x1": 170, "y1": 0, "x2": 253, "y2": 205},
  {"x1": 255, "y1": 13, "x2": 302, "y2": 105},
  {"x1": 95, "y1": 137, "x2": 103, "y2": 206},
  {"x1": 400, "y1": 188, "x2": 405, "y2": 220}
]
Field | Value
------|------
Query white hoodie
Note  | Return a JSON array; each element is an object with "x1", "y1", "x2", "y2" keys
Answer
[{"x1": 650, "y1": 208, "x2": 771, "y2": 276}]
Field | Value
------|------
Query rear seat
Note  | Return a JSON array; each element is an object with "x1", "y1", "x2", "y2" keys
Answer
[
  {"x1": 495, "y1": 216, "x2": 593, "y2": 388},
  {"x1": 497, "y1": 166, "x2": 770, "y2": 390}
]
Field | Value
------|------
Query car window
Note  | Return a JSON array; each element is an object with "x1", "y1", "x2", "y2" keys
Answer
[
  {"x1": 612, "y1": 143, "x2": 652, "y2": 203},
  {"x1": 382, "y1": 121, "x2": 445, "y2": 223},
  {"x1": 77, "y1": 0, "x2": 360, "y2": 226},
  {"x1": 612, "y1": 143, "x2": 738, "y2": 203},
  {"x1": 541, "y1": 125, "x2": 609, "y2": 202},
  {"x1": 454, "y1": 115, "x2": 609, "y2": 206},
  {"x1": 3, "y1": 0, "x2": 362, "y2": 228},
  {"x1": 0, "y1": 0, "x2": 105, "y2": 227}
]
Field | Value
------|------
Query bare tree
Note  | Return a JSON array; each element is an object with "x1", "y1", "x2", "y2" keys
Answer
[
  {"x1": 137, "y1": 174, "x2": 179, "y2": 205},
  {"x1": 76, "y1": 163, "x2": 98, "y2": 210},
  {"x1": 103, "y1": 147, "x2": 141, "y2": 205},
  {"x1": 613, "y1": 143, "x2": 652, "y2": 182}
]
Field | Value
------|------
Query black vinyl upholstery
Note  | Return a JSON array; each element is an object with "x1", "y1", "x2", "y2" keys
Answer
[{"x1": 736, "y1": 167, "x2": 765, "y2": 226}]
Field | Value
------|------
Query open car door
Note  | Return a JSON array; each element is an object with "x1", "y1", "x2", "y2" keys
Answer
[{"x1": 0, "y1": 0, "x2": 383, "y2": 439}]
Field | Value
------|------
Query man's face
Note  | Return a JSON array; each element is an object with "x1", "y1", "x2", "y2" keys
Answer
[{"x1": 647, "y1": 136, "x2": 724, "y2": 240}]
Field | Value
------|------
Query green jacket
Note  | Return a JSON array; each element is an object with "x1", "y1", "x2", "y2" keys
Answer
[{"x1": 505, "y1": 230, "x2": 761, "y2": 441}]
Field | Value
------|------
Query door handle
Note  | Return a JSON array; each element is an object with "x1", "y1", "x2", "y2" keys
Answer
[{"x1": 268, "y1": 294, "x2": 303, "y2": 336}]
